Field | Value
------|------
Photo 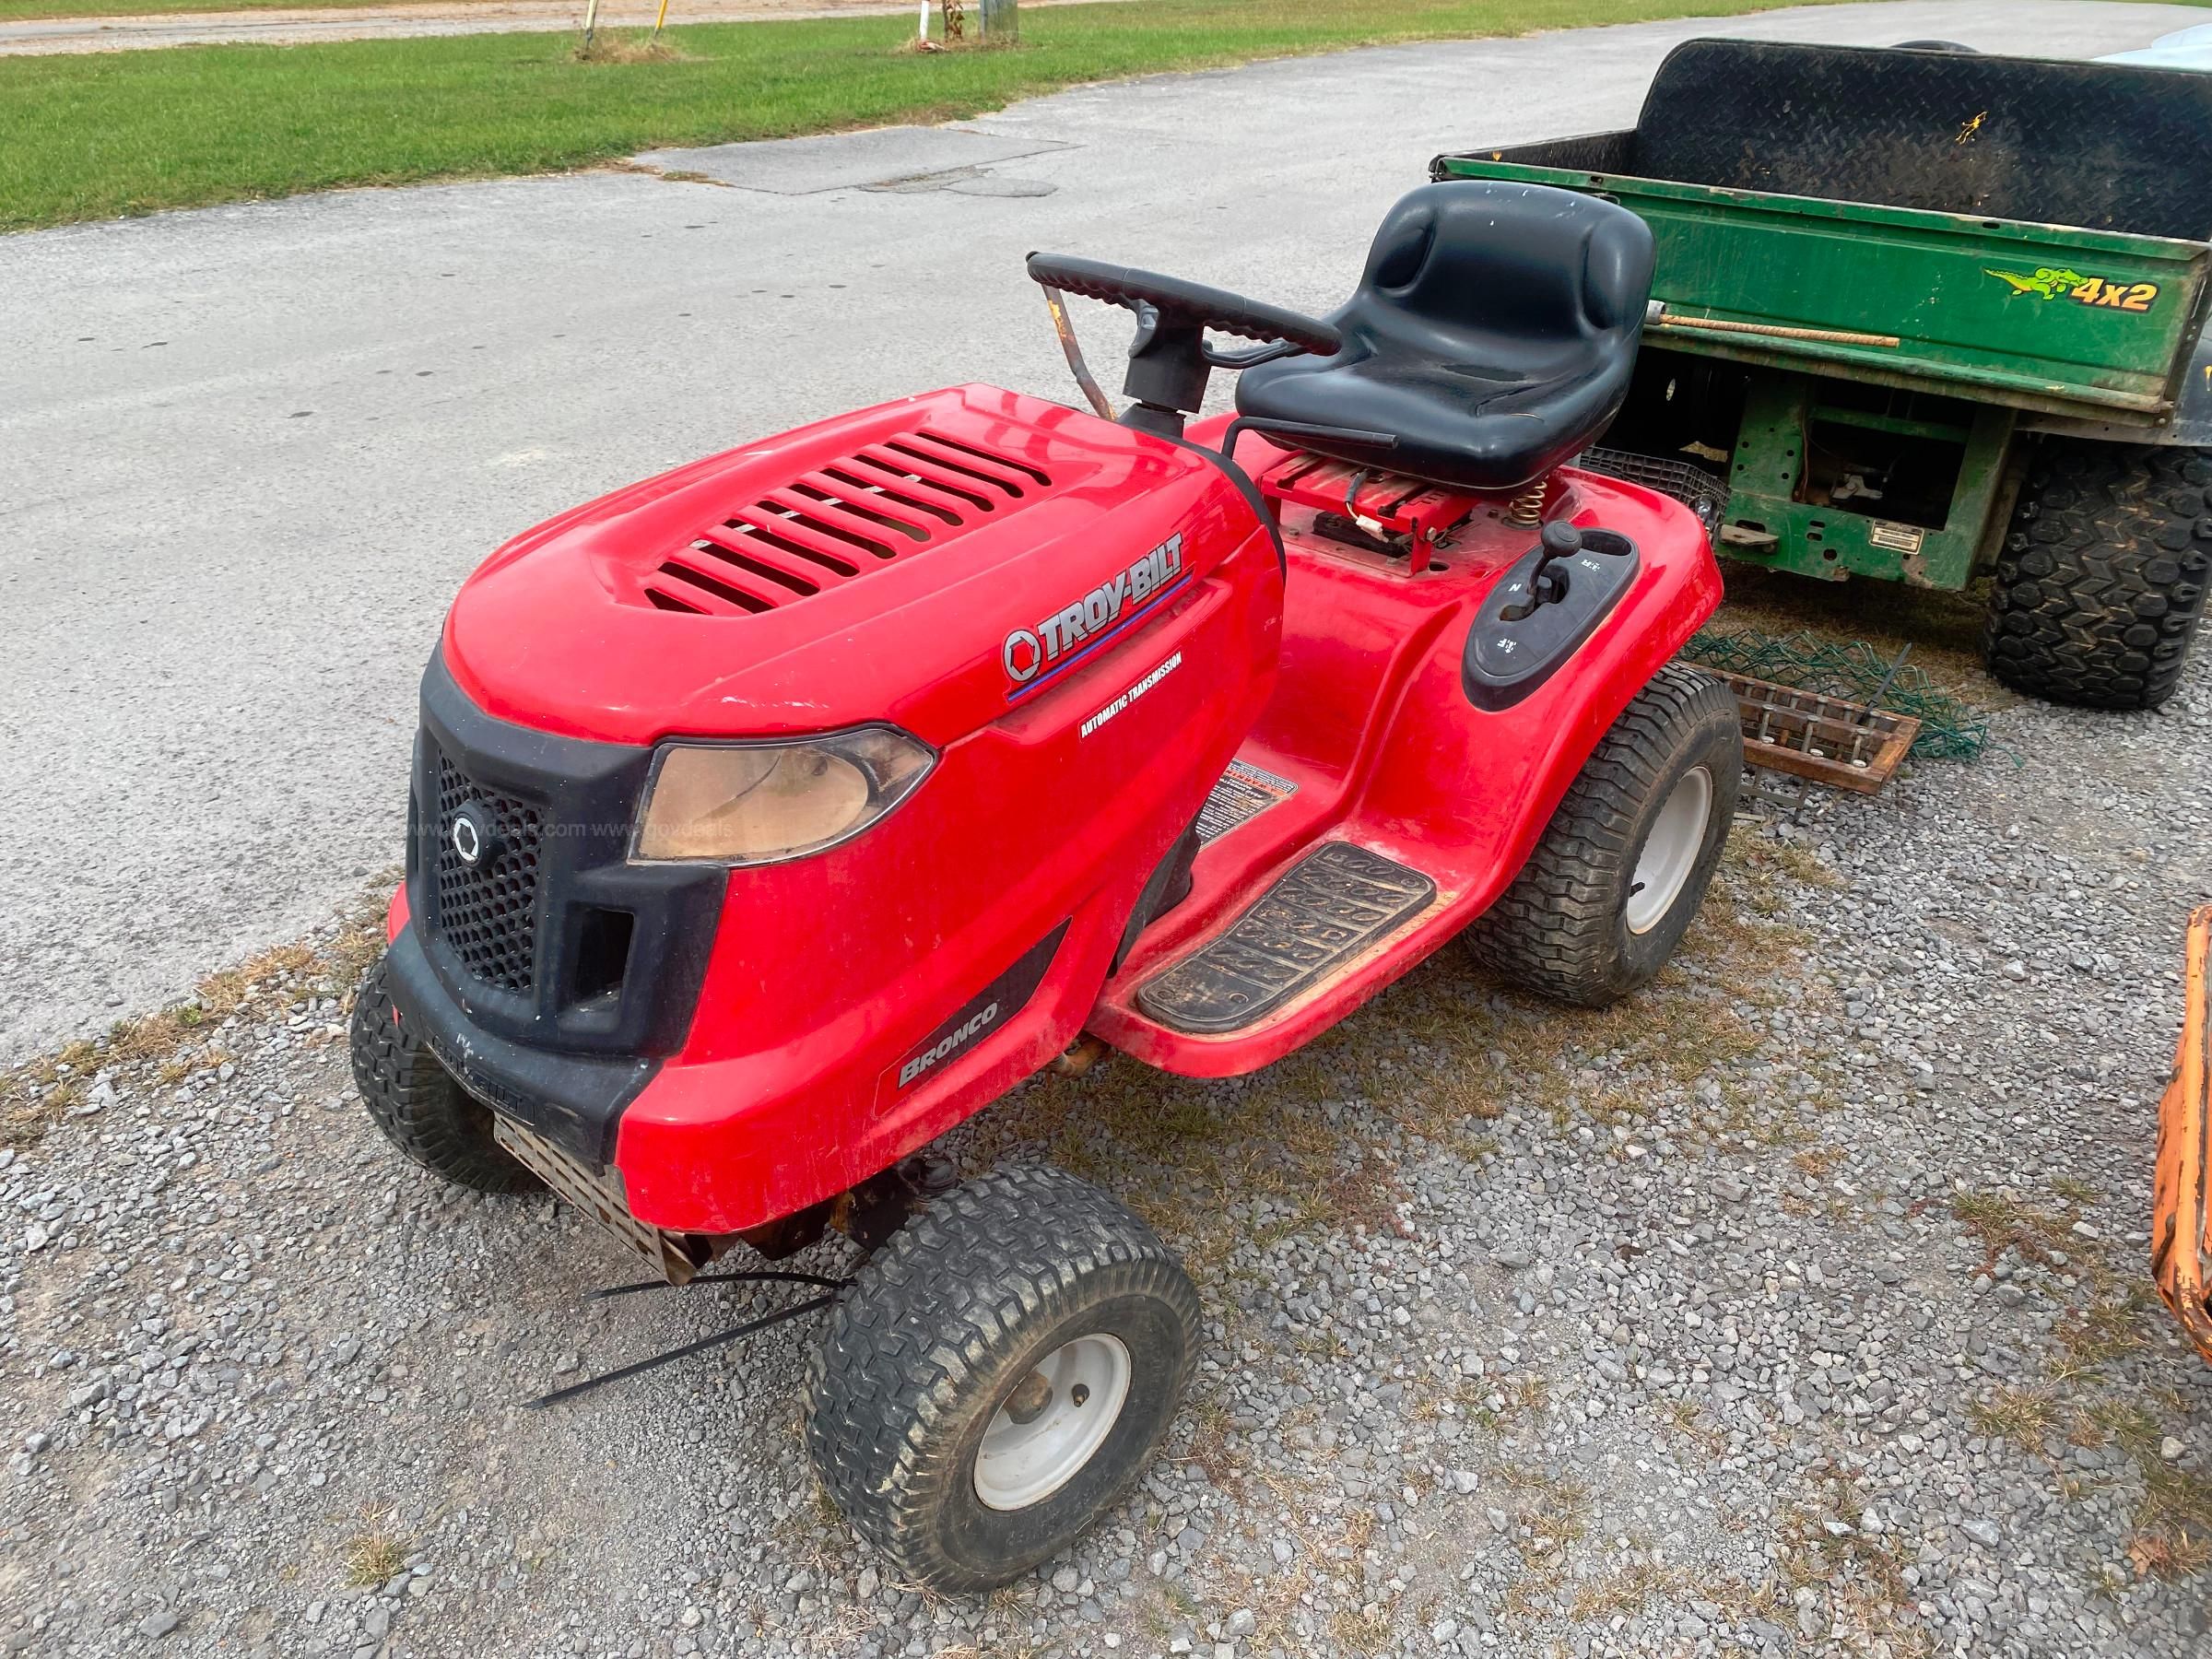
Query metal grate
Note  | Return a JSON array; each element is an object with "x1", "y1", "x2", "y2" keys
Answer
[
  {"x1": 1710, "y1": 668, "x2": 1921, "y2": 795},
  {"x1": 492, "y1": 1115, "x2": 708, "y2": 1284},
  {"x1": 1573, "y1": 447, "x2": 1729, "y2": 535},
  {"x1": 433, "y1": 754, "x2": 546, "y2": 994},
  {"x1": 642, "y1": 427, "x2": 1052, "y2": 617}
]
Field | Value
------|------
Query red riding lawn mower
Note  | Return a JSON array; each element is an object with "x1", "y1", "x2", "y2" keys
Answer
[{"x1": 351, "y1": 181, "x2": 1743, "y2": 1589}]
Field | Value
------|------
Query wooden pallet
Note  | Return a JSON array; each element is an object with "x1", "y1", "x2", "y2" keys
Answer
[{"x1": 1714, "y1": 669, "x2": 1920, "y2": 794}]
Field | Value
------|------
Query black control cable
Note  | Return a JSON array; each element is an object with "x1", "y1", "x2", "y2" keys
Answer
[{"x1": 526, "y1": 1269, "x2": 850, "y2": 1410}]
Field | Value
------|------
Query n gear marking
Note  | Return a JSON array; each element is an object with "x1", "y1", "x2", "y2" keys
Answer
[{"x1": 1003, "y1": 534, "x2": 1186, "y2": 696}]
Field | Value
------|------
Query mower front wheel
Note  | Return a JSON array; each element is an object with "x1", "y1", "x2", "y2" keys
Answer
[
  {"x1": 349, "y1": 956, "x2": 541, "y2": 1195},
  {"x1": 1467, "y1": 662, "x2": 1741, "y2": 1006},
  {"x1": 806, "y1": 1166, "x2": 1199, "y2": 1593}
]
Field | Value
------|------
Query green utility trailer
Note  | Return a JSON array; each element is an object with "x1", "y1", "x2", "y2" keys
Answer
[{"x1": 1435, "y1": 39, "x2": 2212, "y2": 709}]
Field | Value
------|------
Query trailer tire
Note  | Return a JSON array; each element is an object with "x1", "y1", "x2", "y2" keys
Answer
[
  {"x1": 349, "y1": 956, "x2": 540, "y2": 1195},
  {"x1": 1983, "y1": 441, "x2": 2212, "y2": 711},
  {"x1": 1466, "y1": 663, "x2": 1741, "y2": 1007},
  {"x1": 807, "y1": 1166, "x2": 1199, "y2": 1594}
]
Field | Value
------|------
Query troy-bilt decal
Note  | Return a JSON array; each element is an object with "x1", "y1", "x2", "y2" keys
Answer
[
  {"x1": 1079, "y1": 651, "x2": 1182, "y2": 739},
  {"x1": 1002, "y1": 534, "x2": 1186, "y2": 696},
  {"x1": 1985, "y1": 266, "x2": 2160, "y2": 313},
  {"x1": 884, "y1": 923, "x2": 1068, "y2": 1096}
]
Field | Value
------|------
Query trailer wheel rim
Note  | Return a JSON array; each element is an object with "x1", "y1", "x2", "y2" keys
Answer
[
  {"x1": 1626, "y1": 766, "x2": 1713, "y2": 935},
  {"x1": 972, "y1": 1334, "x2": 1133, "y2": 1512}
]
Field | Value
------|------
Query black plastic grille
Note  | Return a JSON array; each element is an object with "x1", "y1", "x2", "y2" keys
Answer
[{"x1": 432, "y1": 755, "x2": 546, "y2": 994}]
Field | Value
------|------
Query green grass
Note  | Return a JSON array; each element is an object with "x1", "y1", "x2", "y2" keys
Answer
[{"x1": 0, "y1": 0, "x2": 1840, "y2": 232}]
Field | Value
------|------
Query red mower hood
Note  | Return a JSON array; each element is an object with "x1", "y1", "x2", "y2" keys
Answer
[{"x1": 442, "y1": 385, "x2": 1253, "y2": 747}]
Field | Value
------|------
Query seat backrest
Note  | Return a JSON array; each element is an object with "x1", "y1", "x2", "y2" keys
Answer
[
  {"x1": 1236, "y1": 183, "x2": 1654, "y2": 491},
  {"x1": 1354, "y1": 181, "x2": 1654, "y2": 348}
]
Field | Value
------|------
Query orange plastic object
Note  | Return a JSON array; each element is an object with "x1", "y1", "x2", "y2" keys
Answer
[{"x1": 2151, "y1": 904, "x2": 2212, "y2": 1366}]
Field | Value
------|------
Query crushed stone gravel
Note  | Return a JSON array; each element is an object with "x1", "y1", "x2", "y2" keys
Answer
[{"x1": 3, "y1": 653, "x2": 2210, "y2": 1657}]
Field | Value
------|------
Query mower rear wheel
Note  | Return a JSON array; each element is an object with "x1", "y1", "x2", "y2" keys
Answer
[
  {"x1": 806, "y1": 1165, "x2": 1199, "y2": 1593},
  {"x1": 1466, "y1": 663, "x2": 1741, "y2": 1006},
  {"x1": 349, "y1": 956, "x2": 540, "y2": 1195}
]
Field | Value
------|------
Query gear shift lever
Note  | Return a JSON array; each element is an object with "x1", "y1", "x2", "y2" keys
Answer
[{"x1": 1530, "y1": 521, "x2": 1581, "y2": 606}]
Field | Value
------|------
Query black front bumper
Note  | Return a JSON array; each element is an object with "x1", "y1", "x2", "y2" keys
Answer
[
  {"x1": 394, "y1": 653, "x2": 726, "y2": 1164},
  {"x1": 385, "y1": 921, "x2": 657, "y2": 1164}
]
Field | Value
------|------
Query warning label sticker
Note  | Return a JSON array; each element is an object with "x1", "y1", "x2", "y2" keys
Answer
[
  {"x1": 1195, "y1": 759, "x2": 1300, "y2": 844},
  {"x1": 1869, "y1": 521, "x2": 1926, "y2": 555}
]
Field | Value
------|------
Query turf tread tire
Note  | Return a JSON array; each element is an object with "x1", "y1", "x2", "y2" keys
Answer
[
  {"x1": 1465, "y1": 663, "x2": 1741, "y2": 1007},
  {"x1": 1983, "y1": 441, "x2": 2212, "y2": 711},
  {"x1": 349, "y1": 957, "x2": 540, "y2": 1195},
  {"x1": 807, "y1": 1166, "x2": 1199, "y2": 1594}
]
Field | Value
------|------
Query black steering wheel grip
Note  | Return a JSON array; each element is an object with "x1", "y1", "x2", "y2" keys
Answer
[{"x1": 1026, "y1": 252, "x2": 1342, "y2": 358}]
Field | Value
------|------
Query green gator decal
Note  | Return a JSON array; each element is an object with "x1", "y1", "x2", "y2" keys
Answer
[
  {"x1": 1987, "y1": 265, "x2": 2089, "y2": 299},
  {"x1": 1986, "y1": 266, "x2": 2160, "y2": 312}
]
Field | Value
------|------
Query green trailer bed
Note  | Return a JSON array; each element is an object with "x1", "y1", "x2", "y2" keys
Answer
[
  {"x1": 1430, "y1": 39, "x2": 2212, "y2": 710},
  {"x1": 1436, "y1": 38, "x2": 2212, "y2": 430},
  {"x1": 1432, "y1": 156, "x2": 2206, "y2": 427}
]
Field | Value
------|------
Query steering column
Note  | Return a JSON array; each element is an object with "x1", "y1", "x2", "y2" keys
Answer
[{"x1": 1023, "y1": 253, "x2": 1343, "y2": 441}]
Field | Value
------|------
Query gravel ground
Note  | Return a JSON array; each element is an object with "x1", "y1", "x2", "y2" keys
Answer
[{"x1": 4, "y1": 634, "x2": 2211, "y2": 1657}]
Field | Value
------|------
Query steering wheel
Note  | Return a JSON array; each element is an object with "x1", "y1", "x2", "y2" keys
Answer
[{"x1": 1025, "y1": 253, "x2": 1342, "y2": 361}]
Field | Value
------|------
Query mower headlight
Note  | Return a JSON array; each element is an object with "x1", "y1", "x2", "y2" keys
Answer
[{"x1": 632, "y1": 727, "x2": 935, "y2": 865}]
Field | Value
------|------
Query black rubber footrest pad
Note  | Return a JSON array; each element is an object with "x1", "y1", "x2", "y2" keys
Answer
[{"x1": 1136, "y1": 841, "x2": 1436, "y2": 1034}]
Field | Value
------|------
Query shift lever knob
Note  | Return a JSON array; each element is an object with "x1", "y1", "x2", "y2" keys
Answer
[{"x1": 1532, "y1": 521, "x2": 1581, "y2": 604}]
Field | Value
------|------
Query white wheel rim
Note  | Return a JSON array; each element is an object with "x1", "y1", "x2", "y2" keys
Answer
[
  {"x1": 972, "y1": 1334, "x2": 1132, "y2": 1512},
  {"x1": 1625, "y1": 766, "x2": 1713, "y2": 935}
]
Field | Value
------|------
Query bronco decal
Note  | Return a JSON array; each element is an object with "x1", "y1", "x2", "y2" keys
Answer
[
  {"x1": 882, "y1": 922, "x2": 1068, "y2": 1097},
  {"x1": 1985, "y1": 266, "x2": 2160, "y2": 313},
  {"x1": 1002, "y1": 534, "x2": 1187, "y2": 697}
]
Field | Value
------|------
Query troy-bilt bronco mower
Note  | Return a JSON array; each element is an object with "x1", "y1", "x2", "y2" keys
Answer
[{"x1": 351, "y1": 181, "x2": 1743, "y2": 1589}]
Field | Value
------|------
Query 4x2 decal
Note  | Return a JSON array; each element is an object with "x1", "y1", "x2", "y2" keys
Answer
[{"x1": 1985, "y1": 265, "x2": 2160, "y2": 314}]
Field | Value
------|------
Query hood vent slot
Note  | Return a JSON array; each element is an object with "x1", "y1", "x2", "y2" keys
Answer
[
  {"x1": 699, "y1": 536, "x2": 830, "y2": 594},
  {"x1": 639, "y1": 426, "x2": 1053, "y2": 618},
  {"x1": 912, "y1": 429, "x2": 1053, "y2": 488},
  {"x1": 826, "y1": 460, "x2": 964, "y2": 525},
  {"x1": 784, "y1": 483, "x2": 924, "y2": 550},
  {"x1": 653, "y1": 554, "x2": 777, "y2": 614}
]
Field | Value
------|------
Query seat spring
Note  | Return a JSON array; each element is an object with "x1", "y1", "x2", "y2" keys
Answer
[{"x1": 1504, "y1": 480, "x2": 1548, "y2": 527}]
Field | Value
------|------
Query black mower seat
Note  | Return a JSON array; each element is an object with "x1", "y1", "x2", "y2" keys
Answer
[{"x1": 1236, "y1": 182, "x2": 1655, "y2": 493}]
